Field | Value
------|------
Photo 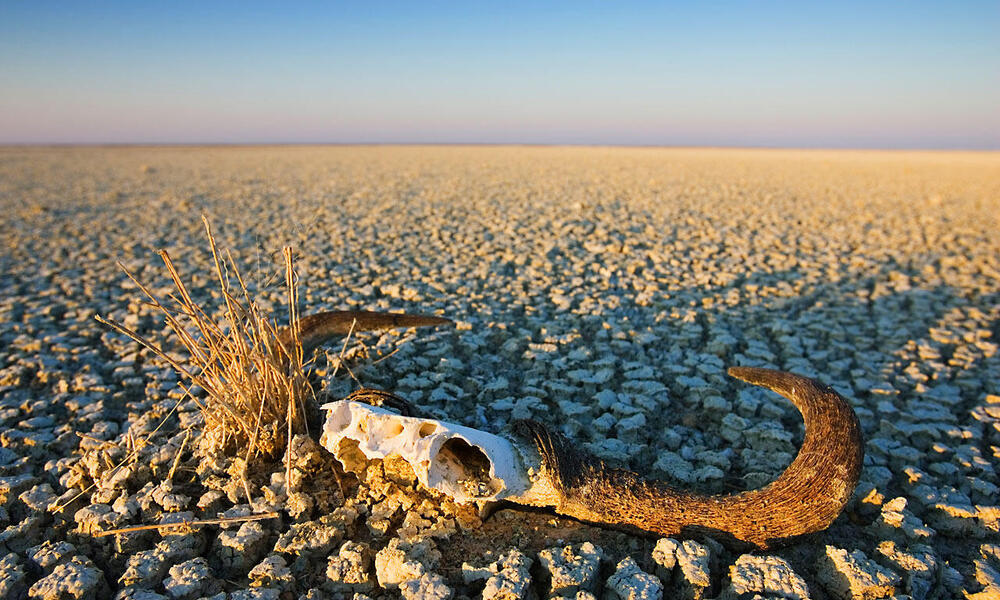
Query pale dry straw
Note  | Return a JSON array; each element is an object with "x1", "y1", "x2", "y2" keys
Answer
[{"x1": 97, "y1": 217, "x2": 312, "y2": 461}]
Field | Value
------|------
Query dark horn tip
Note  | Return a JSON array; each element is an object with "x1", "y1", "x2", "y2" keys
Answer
[
  {"x1": 391, "y1": 313, "x2": 454, "y2": 330},
  {"x1": 421, "y1": 315, "x2": 453, "y2": 326}
]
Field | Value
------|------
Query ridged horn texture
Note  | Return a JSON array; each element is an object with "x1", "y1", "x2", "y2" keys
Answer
[
  {"x1": 516, "y1": 367, "x2": 864, "y2": 549},
  {"x1": 278, "y1": 310, "x2": 452, "y2": 355}
]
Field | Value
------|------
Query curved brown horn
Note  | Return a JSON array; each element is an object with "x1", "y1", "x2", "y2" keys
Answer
[
  {"x1": 278, "y1": 310, "x2": 452, "y2": 354},
  {"x1": 517, "y1": 367, "x2": 863, "y2": 549}
]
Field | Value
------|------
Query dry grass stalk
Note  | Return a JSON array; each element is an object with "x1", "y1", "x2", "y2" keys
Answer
[
  {"x1": 97, "y1": 217, "x2": 313, "y2": 461},
  {"x1": 92, "y1": 511, "x2": 280, "y2": 538}
]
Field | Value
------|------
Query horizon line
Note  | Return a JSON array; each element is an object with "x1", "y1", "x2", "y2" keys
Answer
[{"x1": 2, "y1": 141, "x2": 998, "y2": 152}]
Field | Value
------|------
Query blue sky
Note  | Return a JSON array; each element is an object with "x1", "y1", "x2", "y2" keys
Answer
[{"x1": 1, "y1": 1, "x2": 997, "y2": 148}]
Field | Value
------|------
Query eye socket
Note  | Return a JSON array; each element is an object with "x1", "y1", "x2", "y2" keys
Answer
[
  {"x1": 436, "y1": 437, "x2": 499, "y2": 498},
  {"x1": 385, "y1": 422, "x2": 404, "y2": 438},
  {"x1": 418, "y1": 423, "x2": 437, "y2": 438}
]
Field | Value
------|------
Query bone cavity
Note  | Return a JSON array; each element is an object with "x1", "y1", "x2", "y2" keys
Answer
[{"x1": 320, "y1": 400, "x2": 532, "y2": 503}]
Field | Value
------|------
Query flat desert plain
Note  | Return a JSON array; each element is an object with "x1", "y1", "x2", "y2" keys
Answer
[{"x1": 1, "y1": 146, "x2": 999, "y2": 599}]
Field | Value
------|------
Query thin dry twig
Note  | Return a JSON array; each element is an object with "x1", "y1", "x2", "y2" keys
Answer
[
  {"x1": 330, "y1": 317, "x2": 358, "y2": 381},
  {"x1": 92, "y1": 511, "x2": 280, "y2": 538},
  {"x1": 371, "y1": 346, "x2": 402, "y2": 365},
  {"x1": 167, "y1": 428, "x2": 192, "y2": 483}
]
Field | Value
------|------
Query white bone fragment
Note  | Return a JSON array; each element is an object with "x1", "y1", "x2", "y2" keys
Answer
[{"x1": 320, "y1": 400, "x2": 537, "y2": 504}]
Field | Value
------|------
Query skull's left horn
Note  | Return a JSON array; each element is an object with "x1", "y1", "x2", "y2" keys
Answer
[{"x1": 278, "y1": 310, "x2": 451, "y2": 354}]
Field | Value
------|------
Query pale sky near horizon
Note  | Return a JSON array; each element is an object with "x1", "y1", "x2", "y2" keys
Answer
[{"x1": 1, "y1": 1, "x2": 998, "y2": 148}]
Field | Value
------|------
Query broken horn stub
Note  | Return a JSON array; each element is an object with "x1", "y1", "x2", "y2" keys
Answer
[{"x1": 320, "y1": 400, "x2": 537, "y2": 504}]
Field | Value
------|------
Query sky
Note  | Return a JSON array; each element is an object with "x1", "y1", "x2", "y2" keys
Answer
[{"x1": 1, "y1": 1, "x2": 998, "y2": 148}]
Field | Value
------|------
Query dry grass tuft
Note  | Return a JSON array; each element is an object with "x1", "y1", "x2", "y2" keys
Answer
[{"x1": 98, "y1": 217, "x2": 312, "y2": 461}]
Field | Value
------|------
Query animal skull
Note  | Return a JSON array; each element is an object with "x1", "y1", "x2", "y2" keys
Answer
[{"x1": 320, "y1": 399, "x2": 534, "y2": 503}]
